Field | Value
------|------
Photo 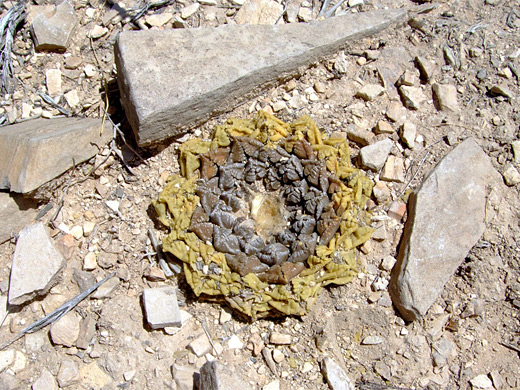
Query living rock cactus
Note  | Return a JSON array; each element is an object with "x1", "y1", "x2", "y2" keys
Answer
[{"x1": 153, "y1": 111, "x2": 374, "y2": 320}]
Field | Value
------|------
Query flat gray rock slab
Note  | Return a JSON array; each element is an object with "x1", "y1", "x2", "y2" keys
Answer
[
  {"x1": 0, "y1": 118, "x2": 112, "y2": 193},
  {"x1": 115, "y1": 8, "x2": 406, "y2": 146},
  {"x1": 389, "y1": 138, "x2": 501, "y2": 321},
  {"x1": 199, "y1": 361, "x2": 251, "y2": 390},
  {"x1": 9, "y1": 223, "x2": 65, "y2": 306},
  {"x1": 142, "y1": 286, "x2": 181, "y2": 329},
  {"x1": 0, "y1": 192, "x2": 38, "y2": 244}
]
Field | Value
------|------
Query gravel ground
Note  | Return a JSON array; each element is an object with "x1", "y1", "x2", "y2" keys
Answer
[{"x1": 0, "y1": 0, "x2": 519, "y2": 389}]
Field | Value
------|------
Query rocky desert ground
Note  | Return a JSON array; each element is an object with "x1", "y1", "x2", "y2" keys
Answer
[{"x1": 0, "y1": 0, "x2": 519, "y2": 389}]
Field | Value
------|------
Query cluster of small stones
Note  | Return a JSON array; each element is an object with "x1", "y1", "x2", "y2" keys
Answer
[{"x1": 190, "y1": 135, "x2": 345, "y2": 284}]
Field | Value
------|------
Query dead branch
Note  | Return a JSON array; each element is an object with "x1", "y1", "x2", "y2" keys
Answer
[
  {"x1": 0, "y1": 272, "x2": 116, "y2": 350},
  {"x1": 0, "y1": 1, "x2": 26, "y2": 95}
]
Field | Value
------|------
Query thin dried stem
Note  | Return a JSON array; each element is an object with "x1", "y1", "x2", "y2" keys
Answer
[{"x1": 0, "y1": 1, "x2": 26, "y2": 95}]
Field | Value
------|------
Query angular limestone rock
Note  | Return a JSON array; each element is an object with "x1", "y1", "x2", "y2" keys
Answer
[
  {"x1": 321, "y1": 357, "x2": 355, "y2": 390},
  {"x1": 432, "y1": 83, "x2": 459, "y2": 113},
  {"x1": 0, "y1": 118, "x2": 111, "y2": 193},
  {"x1": 31, "y1": 0, "x2": 76, "y2": 51},
  {"x1": 389, "y1": 138, "x2": 501, "y2": 321},
  {"x1": 199, "y1": 361, "x2": 251, "y2": 390},
  {"x1": 235, "y1": 0, "x2": 284, "y2": 25},
  {"x1": 142, "y1": 286, "x2": 181, "y2": 329},
  {"x1": 9, "y1": 223, "x2": 65, "y2": 305},
  {"x1": 115, "y1": 8, "x2": 406, "y2": 146},
  {"x1": 0, "y1": 192, "x2": 38, "y2": 244},
  {"x1": 359, "y1": 139, "x2": 393, "y2": 171}
]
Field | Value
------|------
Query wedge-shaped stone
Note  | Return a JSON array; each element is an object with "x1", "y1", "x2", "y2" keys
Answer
[
  {"x1": 115, "y1": 9, "x2": 406, "y2": 146},
  {"x1": 9, "y1": 223, "x2": 65, "y2": 305},
  {"x1": 389, "y1": 138, "x2": 501, "y2": 321},
  {"x1": 0, "y1": 118, "x2": 111, "y2": 193}
]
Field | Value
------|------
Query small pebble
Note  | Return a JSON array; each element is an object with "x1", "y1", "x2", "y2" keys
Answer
[
  {"x1": 227, "y1": 335, "x2": 244, "y2": 349},
  {"x1": 314, "y1": 81, "x2": 326, "y2": 94},
  {"x1": 401, "y1": 122, "x2": 416, "y2": 148},
  {"x1": 361, "y1": 336, "x2": 383, "y2": 345},
  {"x1": 272, "y1": 349, "x2": 284, "y2": 363},
  {"x1": 263, "y1": 380, "x2": 280, "y2": 390},
  {"x1": 270, "y1": 332, "x2": 292, "y2": 345},
  {"x1": 105, "y1": 200, "x2": 120, "y2": 212},
  {"x1": 70, "y1": 226, "x2": 83, "y2": 240},
  {"x1": 145, "y1": 13, "x2": 173, "y2": 27},
  {"x1": 271, "y1": 101, "x2": 286, "y2": 112},
  {"x1": 123, "y1": 370, "x2": 136, "y2": 381},
  {"x1": 512, "y1": 140, "x2": 520, "y2": 163},
  {"x1": 470, "y1": 374, "x2": 493, "y2": 389},
  {"x1": 476, "y1": 69, "x2": 487, "y2": 81},
  {"x1": 490, "y1": 84, "x2": 514, "y2": 98},
  {"x1": 84, "y1": 64, "x2": 97, "y2": 78},
  {"x1": 375, "y1": 120, "x2": 394, "y2": 134},
  {"x1": 380, "y1": 256, "x2": 396, "y2": 271},
  {"x1": 301, "y1": 361, "x2": 313, "y2": 373},
  {"x1": 45, "y1": 69, "x2": 62, "y2": 97},
  {"x1": 89, "y1": 25, "x2": 108, "y2": 39},
  {"x1": 357, "y1": 57, "x2": 367, "y2": 66},
  {"x1": 64, "y1": 90, "x2": 80, "y2": 108},
  {"x1": 356, "y1": 84, "x2": 386, "y2": 102},
  {"x1": 83, "y1": 252, "x2": 97, "y2": 271},
  {"x1": 219, "y1": 309, "x2": 232, "y2": 324},
  {"x1": 83, "y1": 221, "x2": 96, "y2": 236},
  {"x1": 502, "y1": 164, "x2": 520, "y2": 186},
  {"x1": 181, "y1": 3, "x2": 199, "y2": 19},
  {"x1": 298, "y1": 7, "x2": 313, "y2": 22}
]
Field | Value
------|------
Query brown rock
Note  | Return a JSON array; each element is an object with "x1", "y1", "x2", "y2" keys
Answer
[
  {"x1": 387, "y1": 201, "x2": 407, "y2": 221},
  {"x1": 247, "y1": 333, "x2": 264, "y2": 356},
  {"x1": 399, "y1": 85, "x2": 427, "y2": 110},
  {"x1": 54, "y1": 234, "x2": 76, "y2": 259},
  {"x1": 346, "y1": 124, "x2": 375, "y2": 146},
  {"x1": 385, "y1": 101, "x2": 405, "y2": 122},
  {"x1": 76, "y1": 315, "x2": 96, "y2": 350},
  {"x1": 356, "y1": 84, "x2": 386, "y2": 102},
  {"x1": 432, "y1": 83, "x2": 459, "y2": 112},
  {"x1": 415, "y1": 56, "x2": 436, "y2": 82},
  {"x1": 375, "y1": 120, "x2": 394, "y2": 134},
  {"x1": 380, "y1": 155, "x2": 405, "y2": 183}
]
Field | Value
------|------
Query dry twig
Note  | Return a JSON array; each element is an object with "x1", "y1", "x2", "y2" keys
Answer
[
  {"x1": 38, "y1": 91, "x2": 72, "y2": 117},
  {"x1": 129, "y1": 0, "x2": 176, "y2": 24},
  {"x1": 50, "y1": 162, "x2": 76, "y2": 228},
  {"x1": 147, "y1": 228, "x2": 180, "y2": 276},
  {"x1": 201, "y1": 320, "x2": 220, "y2": 357},
  {"x1": 0, "y1": 272, "x2": 116, "y2": 350},
  {"x1": 0, "y1": 1, "x2": 26, "y2": 95}
]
